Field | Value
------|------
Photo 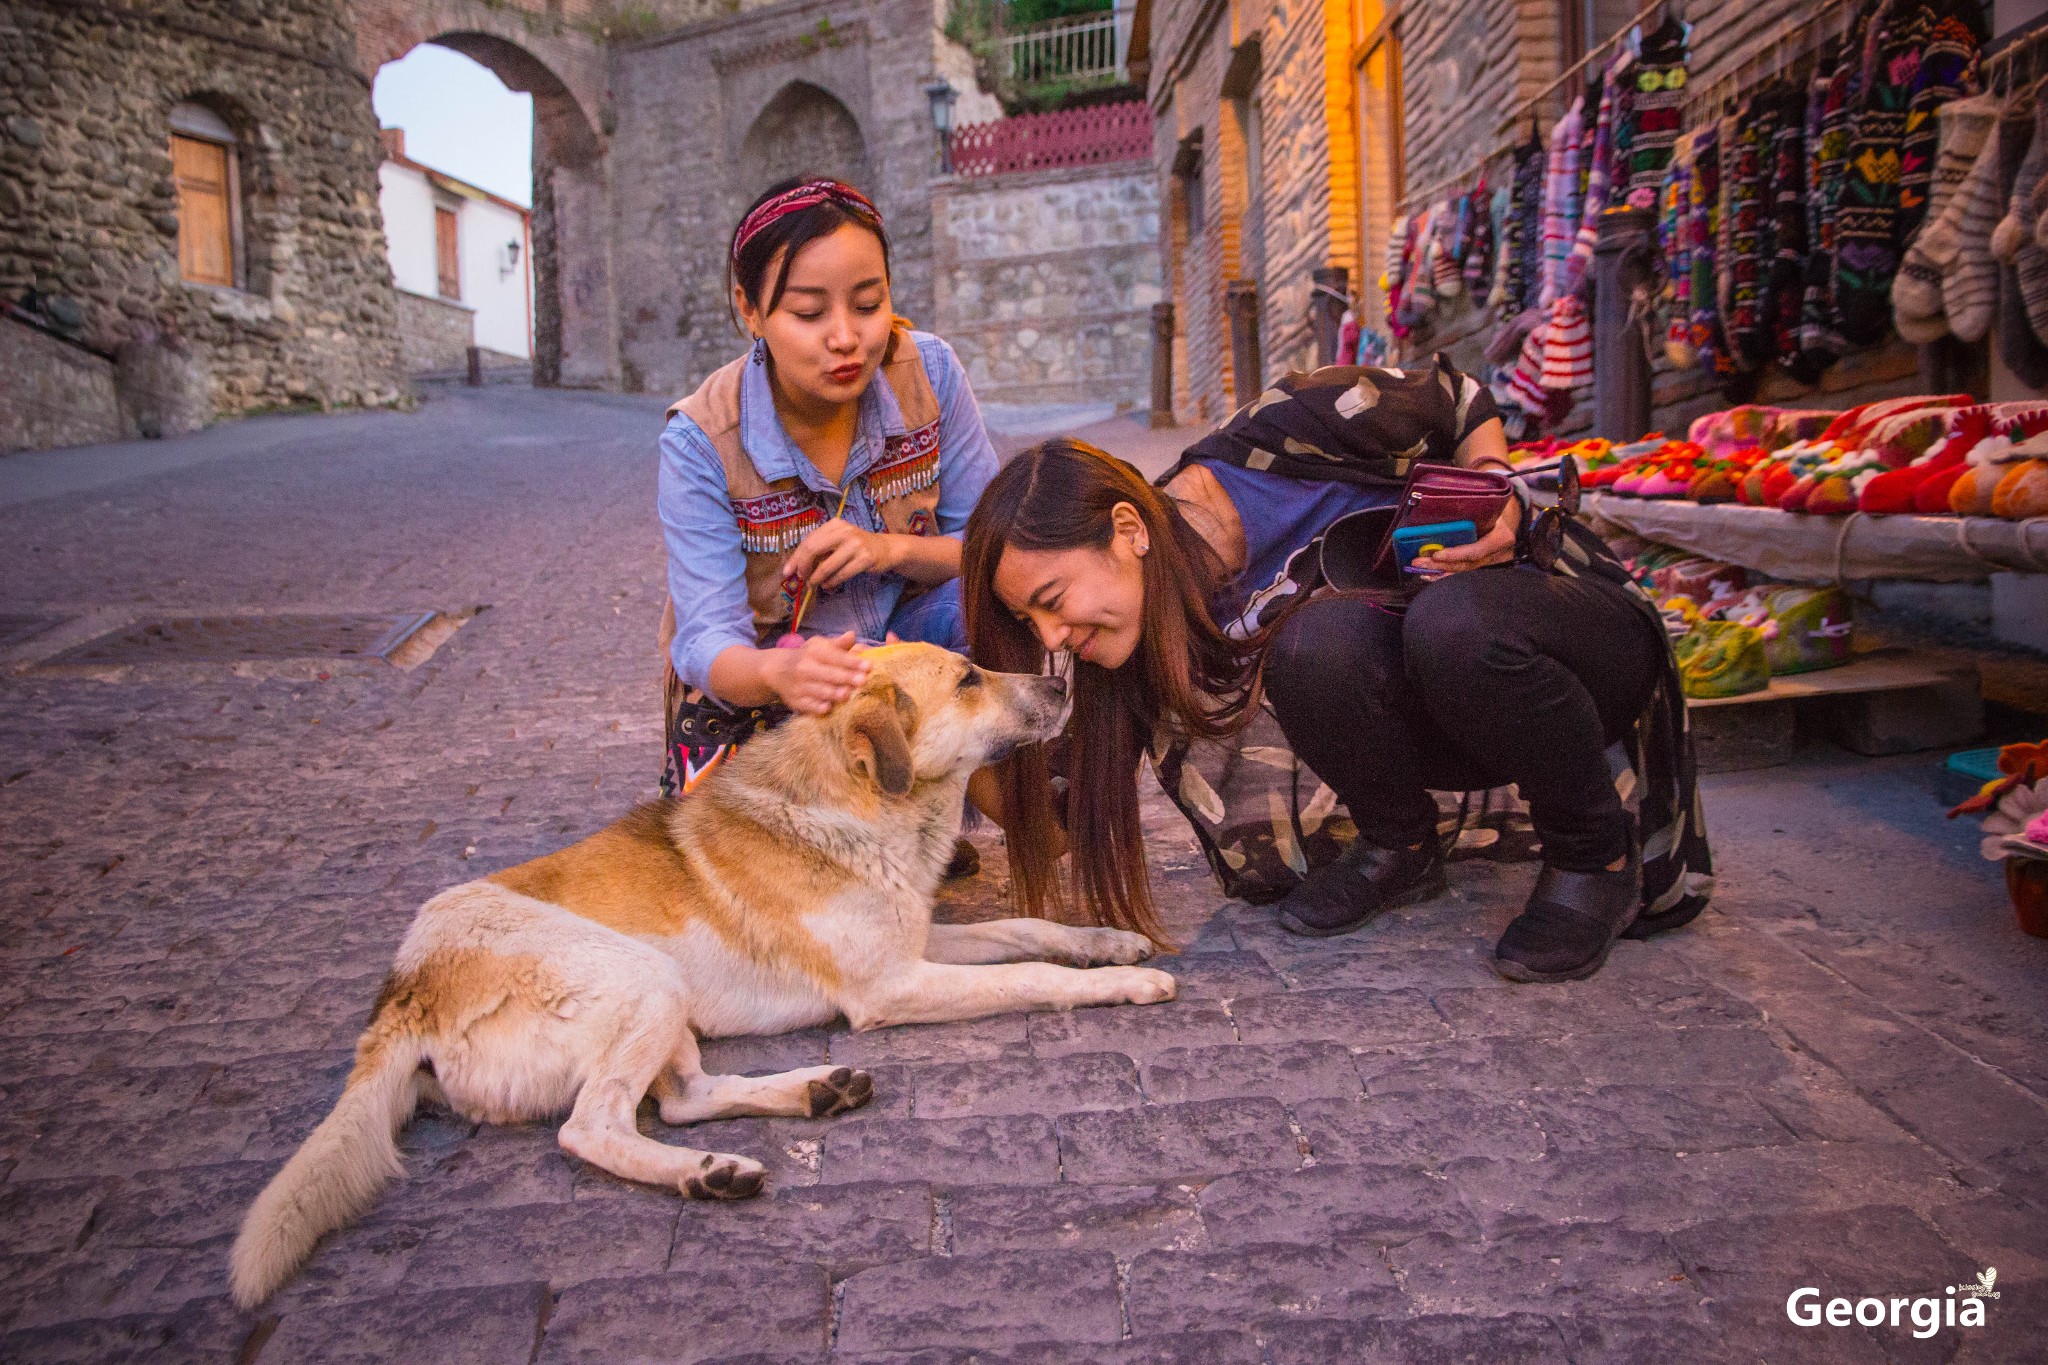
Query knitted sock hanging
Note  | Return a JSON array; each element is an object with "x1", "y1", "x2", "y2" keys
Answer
[
  {"x1": 1465, "y1": 177, "x2": 1495, "y2": 291},
  {"x1": 1898, "y1": 1, "x2": 1988, "y2": 247},
  {"x1": 1894, "y1": 91, "x2": 2000, "y2": 335},
  {"x1": 1764, "y1": 83, "x2": 1811, "y2": 366},
  {"x1": 1797, "y1": 31, "x2": 1861, "y2": 379},
  {"x1": 1624, "y1": 17, "x2": 1691, "y2": 209},
  {"x1": 1725, "y1": 100, "x2": 1774, "y2": 370},
  {"x1": 1944, "y1": 105, "x2": 2018, "y2": 343},
  {"x1": 1835, "y1": 0, "x2": 1933, "y2": 346},
  {"x1": 1486, "y1": 178, "x2": 1515, "y2": 307},
  {"x1": 1569, "y1": 54, "x2": 1626, "y2": 294},
  {"x1": 1539, "y1": 97, "x2": 1586, "y2": 306},
  {"x1": 1664, "y1": 134, "x2": 1697, "y2": 366},
  {"x1": 1996, "y1": 95, "x2": 2048, "y2": 382},
  {"x1": 1512, "y1": 133, "x2": 1547, "y2": 313},
  {"x1": 1689, "y1": 120, "x2": 1726, "y2": 373}
]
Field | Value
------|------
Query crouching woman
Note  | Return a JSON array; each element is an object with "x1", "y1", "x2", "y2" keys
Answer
[
  {"x1": 961, "y1": 363, "x2": 1711, "y2": 981},
  {"x1": 658, "y1": 178, "x2": 999, "y2": 833}
]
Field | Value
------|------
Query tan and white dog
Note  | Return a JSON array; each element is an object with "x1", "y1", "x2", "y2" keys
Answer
[{"x1": 229, "y1": 644, "x2": 1176, "y2": 1308}]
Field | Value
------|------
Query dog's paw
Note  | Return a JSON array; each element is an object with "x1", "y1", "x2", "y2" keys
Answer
[
  {"x1": 1107, "y1": 966, "x2": 1177, "y2": 1005},
  {"x1": 1070, "y1": 928, "x2": 1158, "y2": 966},
  {"x1": 806, "y1": 1067, "x2": 875, "y2": 1119},
  {"x1": 683, "y1": 1153, "x2": 767, "y2": 1201}
]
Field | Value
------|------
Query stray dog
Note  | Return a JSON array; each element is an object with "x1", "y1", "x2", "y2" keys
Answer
[{"x1": 229, "y1": 644, "x2": 1176, "y2": 1307}]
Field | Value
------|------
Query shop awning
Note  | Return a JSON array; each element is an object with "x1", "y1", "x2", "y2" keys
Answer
[{"x1": 1586, "y1": 495, "x2": 2048, "y2": 584}]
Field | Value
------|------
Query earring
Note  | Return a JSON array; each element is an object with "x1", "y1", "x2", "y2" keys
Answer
[{"x1": 1135, "y1": 538, "x2": 1149, "y2": 556}]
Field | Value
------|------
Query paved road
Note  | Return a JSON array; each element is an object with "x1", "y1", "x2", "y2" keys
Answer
[{"x1": 0, "y1": 386, "x2": 2043, "y2": 1362}]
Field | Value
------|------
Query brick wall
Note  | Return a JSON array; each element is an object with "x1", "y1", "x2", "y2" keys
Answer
[
  {"x1": 929, "y1": 160, "x2": 1160, "y2": 406},
  {"x1": 0, "y1": 0, "x2": 404, "y2": 441}
]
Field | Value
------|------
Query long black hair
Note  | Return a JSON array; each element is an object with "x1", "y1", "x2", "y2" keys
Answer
[{"x1": 962, "y1": 439, "x2": 1266, "y2": 942}]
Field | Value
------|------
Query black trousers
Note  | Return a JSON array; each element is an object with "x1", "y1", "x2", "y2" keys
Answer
[{"x1": 1262, "y1": 564, "x2": 1664, "y2": 874}]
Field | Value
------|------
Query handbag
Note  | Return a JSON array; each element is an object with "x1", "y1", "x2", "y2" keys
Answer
[{"x1": 1317, "y1": 464, "x2": 1516, "y2": 592}]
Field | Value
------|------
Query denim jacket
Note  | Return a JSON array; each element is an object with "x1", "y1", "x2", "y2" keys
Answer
[{"x1": 657, "y1": 331, "x2": 998, "y2": 697}]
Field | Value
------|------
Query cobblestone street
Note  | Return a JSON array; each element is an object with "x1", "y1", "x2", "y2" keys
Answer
[{"x1": 1, "y1": 386, "x2": 2044, "y2": 1362}]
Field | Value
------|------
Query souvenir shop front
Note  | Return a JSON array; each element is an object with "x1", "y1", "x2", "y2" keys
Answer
[
  {"x1": 1366, "y1": 0, "x2": 2048, "y2": 697},
  {"x1": 1363, "y1": 1, "x2": 2048, "y2": 922}
]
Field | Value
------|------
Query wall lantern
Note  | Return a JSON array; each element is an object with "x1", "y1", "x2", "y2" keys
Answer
[{"x1": 923, "y1": 79, "x2": 958, "y2": 174}]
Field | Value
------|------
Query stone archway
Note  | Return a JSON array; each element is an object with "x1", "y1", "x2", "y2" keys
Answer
[
  {"x1": 737, "y1": 81, "x2": 873, "y2": 207},
  {"x1": 354, "y1": 5, "x2": 618, "y2": 389}
]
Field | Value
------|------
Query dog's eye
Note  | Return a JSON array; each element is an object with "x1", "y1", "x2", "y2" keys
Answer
[{"x1": 957, "y1": 668, "x2": 983, "y2": 691}]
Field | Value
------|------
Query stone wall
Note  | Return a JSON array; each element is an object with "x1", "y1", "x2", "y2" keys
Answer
[
  {"x1": 608, "y1": 0, "x2": 965, "y2": 398},
  {"x1": 0, "y1": 315, "x2": 125, "y2": 454},
  {"x1": 929, "y1": 161, "x2": 1160, "y2": 407},
  {"x1": 0, "y1": 0, "x2": 404, "y2": 441},
  {"x1": 394, "y1": 289, "x2": 477, "y2": 376}
]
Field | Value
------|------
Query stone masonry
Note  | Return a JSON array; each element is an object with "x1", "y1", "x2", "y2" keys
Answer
[
  {"x1": 0, "y1": 0, "x2": 406, "y2": 438},
  {"x1": 930, "y1": 161, "x2": 1160, "y2": 407},
  {"x1": 0, "y1": 387, "x2": 2044, "y2": 1359}
]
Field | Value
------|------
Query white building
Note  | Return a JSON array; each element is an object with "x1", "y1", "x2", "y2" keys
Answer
[{"x1": 377, "y1": 128, "x2": 532, "y2": 373}]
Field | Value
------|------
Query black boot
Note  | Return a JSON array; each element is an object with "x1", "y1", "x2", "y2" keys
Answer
[
  {"x1": 1492, "y1": 840, "x2": 1642, "y2": 983},
  {"x1": 1277, "y1": 839, "x2": 1448, "y2": 938}
]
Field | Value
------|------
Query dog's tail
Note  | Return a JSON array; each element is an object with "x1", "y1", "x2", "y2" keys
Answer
[{"x1": 228, "y1": 1009, "x2": 424, "y2": 1309}]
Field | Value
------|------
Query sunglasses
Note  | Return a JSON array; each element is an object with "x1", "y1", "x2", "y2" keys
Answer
[{"x1": 1520, "y1": 453, "x2": 1582, "y2": 573}]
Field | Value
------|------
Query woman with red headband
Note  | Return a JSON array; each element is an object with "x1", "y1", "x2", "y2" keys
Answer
[{"x1": 654, "y1": 178, "x2": 1000, "y2": 833}]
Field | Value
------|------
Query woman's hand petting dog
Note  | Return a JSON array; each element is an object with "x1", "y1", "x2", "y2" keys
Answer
[
  {"x1": 1414, "y1": 495, "x2": 1520, "y2": 574},
  {"x1": 764, "y1": 630, "x2": 870, "y2": 714}
]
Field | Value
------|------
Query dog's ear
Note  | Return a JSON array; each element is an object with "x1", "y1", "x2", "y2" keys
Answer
[{"x1": 846, "y1": 684, "x2": 914, "y2": 797}]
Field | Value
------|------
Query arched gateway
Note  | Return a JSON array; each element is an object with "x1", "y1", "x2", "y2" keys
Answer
[{"x1": 352, "y1": 2, "x2": 620, "y2": 389}]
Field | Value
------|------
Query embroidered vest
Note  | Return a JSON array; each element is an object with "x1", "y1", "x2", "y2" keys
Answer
[{"x1": 657, "y1": 324, "x2": 944, "y2": 673}]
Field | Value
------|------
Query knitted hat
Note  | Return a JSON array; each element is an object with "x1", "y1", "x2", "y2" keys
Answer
[{"x1": 1539, "y1": 295, "x2": 1593, "y2": 390}]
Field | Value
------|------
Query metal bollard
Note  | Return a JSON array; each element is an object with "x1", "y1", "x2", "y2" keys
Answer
[
  {"x1": 1150, "y1": 301, "x2": 1176, "y2": 428},
  {"x1": 466, "y1": 346, "x2": 483, "y2": 387},
  {"x1": 1225, "y1": 279, "x2": 1261, "y2": 406}
]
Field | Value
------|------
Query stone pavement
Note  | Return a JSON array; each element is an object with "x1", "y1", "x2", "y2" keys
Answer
[{"x1": 1, "y1": 385, "x2": 2045, "y2": 1363}]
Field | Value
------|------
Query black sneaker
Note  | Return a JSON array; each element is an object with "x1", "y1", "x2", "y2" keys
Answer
[
  {"x1": 1492, "y1": 843, "x2": 1642, "y2": 983},
  {"x1": 942, "y1": 838, "x2": 981, "y2": 881},
  {"x1": 1276, "y1": 840, "x2": 1448, "y2": 938}
]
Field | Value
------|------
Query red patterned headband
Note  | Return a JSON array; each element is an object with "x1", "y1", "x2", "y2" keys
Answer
[{"x1": 731, "y1": 180, "x2": 883, "y2": 265}]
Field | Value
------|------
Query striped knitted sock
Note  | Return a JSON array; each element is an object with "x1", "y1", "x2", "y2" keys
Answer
[
  {"x1": 2019, "y1": 98, "x2": 2048, "y2": 351},
  {"x1": 1942, "y1": 113, "x2": 2013, "y2": 343},
  {"x1": 1894, "y1": 93, "x2": 1998, "y2": 331}
]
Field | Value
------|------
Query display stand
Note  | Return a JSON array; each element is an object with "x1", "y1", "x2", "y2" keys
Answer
[{"x1": 1586, "y1": 495, "x2": 2048, "y2": 584}]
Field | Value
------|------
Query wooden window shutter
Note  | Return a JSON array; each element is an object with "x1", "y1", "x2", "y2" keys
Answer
[
  {"x1": 436, "y1": 207, "x2": 460, "y2": 299},
  {"x1": 172, "y1": 134, "x2": 234, "y2": 287}
]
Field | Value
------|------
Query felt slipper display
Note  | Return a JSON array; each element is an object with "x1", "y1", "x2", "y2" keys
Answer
[{"x1": 1519, "y1": 394, "x2": 2048, "y2": 523}]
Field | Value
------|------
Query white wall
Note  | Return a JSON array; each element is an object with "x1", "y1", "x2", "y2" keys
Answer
[
  {"x1": 458, "y1": 197, "x2": 531, "y2": 359},
  {"x1": 377, "y1": 159, "x2": 532, "y2": 360},
  {"x1": 379, "y1": 162, "x2": 440, "y2": 299}
]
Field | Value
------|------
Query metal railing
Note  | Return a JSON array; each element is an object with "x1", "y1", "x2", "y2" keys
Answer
[
  {"x1": 949, "y1": 99, "x2": 1152, "y2": 178},
  {"x1": 998, "y1": 11, "x2": 1120, "y2": 86}
]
